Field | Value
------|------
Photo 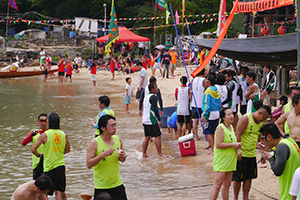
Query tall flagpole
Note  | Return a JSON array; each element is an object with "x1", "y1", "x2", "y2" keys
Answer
[
  {"x1": 154, "y1": 1, "x2": 157, "y2": 46},
  {"x1": 6, "y1": 1, "x2": 10, "y2": 48},
  {"x1": 6, "y1": 2, "x2": 9, "y2": 37}
]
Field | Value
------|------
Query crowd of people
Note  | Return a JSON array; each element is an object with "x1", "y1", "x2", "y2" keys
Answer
[{"x1": 11, "y1": 38, "x2": 300, "y2": 200}]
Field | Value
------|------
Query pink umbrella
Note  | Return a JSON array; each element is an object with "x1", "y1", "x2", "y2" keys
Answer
[{"x1": 156, "y1": 44, "x2": 166, "y2": 50}]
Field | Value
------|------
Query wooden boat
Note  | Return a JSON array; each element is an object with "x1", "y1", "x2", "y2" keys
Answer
[{"x1": 0, "y1": 69, "x2": 58, "y2": 79}]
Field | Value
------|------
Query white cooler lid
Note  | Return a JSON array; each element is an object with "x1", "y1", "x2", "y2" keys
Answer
[{"x1": 178, "y1": 133, "x2": 194, "y2": 143}]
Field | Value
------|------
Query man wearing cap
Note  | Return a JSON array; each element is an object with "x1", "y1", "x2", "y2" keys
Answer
[{"x1": 165, "y1": 38, "x2": 172, "y2": 51}]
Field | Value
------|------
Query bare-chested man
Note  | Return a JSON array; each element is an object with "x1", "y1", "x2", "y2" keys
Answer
[
  {"x1": 275, "y1": 94, "x2": 300, "y2": 147},
  {"x1": 98, "y1": 45, "x2": 104, "y2": 65},
  {"x1": 282, "y1": 86, "x2": 300, "y2": 114},
  {"x1": 11, "y1": 176, "x2": 53, "y2": 200}
]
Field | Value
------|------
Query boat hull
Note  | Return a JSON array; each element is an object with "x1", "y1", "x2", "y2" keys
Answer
[{"x1": 0, "y1": 69, "x2": 58, "y2": 79}]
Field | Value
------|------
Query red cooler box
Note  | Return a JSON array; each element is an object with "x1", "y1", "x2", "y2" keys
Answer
[{"x1": 178, "y1": 133, "x2": 196, "y2": 156}]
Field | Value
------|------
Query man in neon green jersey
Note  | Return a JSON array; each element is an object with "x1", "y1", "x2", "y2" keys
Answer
[
  {"x1": 233, "y1": 105, "x2": 271, "y2": 200},
  {"x1": 32, "y1": 112, "x2": 71, "y2": 200},
  {"x1": 260, "y1": 123, "x2": 300, "y2": 200},
  {"x1": 22, "y1": 113, "x2": 48, "y2": 180},
  {"x1": 89, "y1": 95, "x2": 115, "y2": 138},
  {"x1": 86, "y1": 115, "x2": 127, "y2": 200}
]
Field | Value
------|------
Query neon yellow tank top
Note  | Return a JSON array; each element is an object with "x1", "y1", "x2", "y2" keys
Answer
[
  {"x1": 43, "y1": 129, "x2": 66, "y2": 172},
  {"x1": 213, "y1": 124, "x2": 237, "y2": 172},
  {"x1": 32, "y1": 130, "x2": 44, "y2": 169},
  {"x1": 93, "y1": 135, "x2": 123, "y2": 189},
  {"x1": 278, "y1": 139, "x2": 300, "y2": 200},
  {"x1": 283, "y1": 102, "x2": 292, "y2": 135},
  {"x1": 241, "y1": 113, "x2": 263, "y2": 158}
]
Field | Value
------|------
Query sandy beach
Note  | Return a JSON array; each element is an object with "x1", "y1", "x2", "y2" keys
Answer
[{"x1": 11, "y1": 64, "x2": 280, "y2": 199}]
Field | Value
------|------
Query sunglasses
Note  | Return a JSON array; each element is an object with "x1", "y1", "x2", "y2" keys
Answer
[
  {"x1": 39, "y1": 119, "x2": 47, "y2": 123},
  {"x1": 261, "y1": 134, "x2": 270, "y2": 141}
]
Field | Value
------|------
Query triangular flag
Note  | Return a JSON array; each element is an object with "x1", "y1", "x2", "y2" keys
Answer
[
  {"x1": 175, "y1": 10, "x2": 179, "y2": 24},
  {"x1": 166, "y1": 9, "x2": 170, "y2": 24}
]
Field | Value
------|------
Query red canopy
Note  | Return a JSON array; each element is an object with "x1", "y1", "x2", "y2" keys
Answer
[{"x1": 96, "y1": 26, "x2": 150, "y2": 43}]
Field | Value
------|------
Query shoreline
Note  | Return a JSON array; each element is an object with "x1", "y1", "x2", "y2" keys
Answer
[{"x1": 2, "y1": 65, "x2": 280, "y2": 199}]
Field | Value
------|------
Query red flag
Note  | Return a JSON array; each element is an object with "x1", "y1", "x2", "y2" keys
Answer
[
  {"x1": 217, "y1": 0, "x2": 226, "y2": 36},
  {"x1": 9, "y1": 0, "x2": 18, "y2": 11}
]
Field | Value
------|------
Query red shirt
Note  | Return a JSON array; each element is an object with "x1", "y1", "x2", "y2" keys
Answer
[
  {"x1": 58, "y1": 59, "x2": 65, "y2": 72},
  {"x1": 66, "y1": 63, "x2": 72, "y2": 75},
  {"x1": 142, "y1": 58, "x2": 149, "y2": 69},
  {"x1": 90, "y1": 62, "x2": 96, "y2": 75},
  {"x1": 22, "y1": 129, "x2": 47, "y2": 146}
]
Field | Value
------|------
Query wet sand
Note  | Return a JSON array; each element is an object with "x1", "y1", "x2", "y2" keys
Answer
[{"x1": 12, "y1": 65, "x2": 280, "y2": 199}]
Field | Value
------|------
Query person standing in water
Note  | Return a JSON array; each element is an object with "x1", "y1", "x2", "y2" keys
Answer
[{"x1": 22, "y1": 113, "x2": 48, "y2": 180}]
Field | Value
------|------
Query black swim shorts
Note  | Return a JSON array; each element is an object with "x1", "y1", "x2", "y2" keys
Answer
[
  {"x1": 58, "y1": 72, "x2": 65, "y2": 76},
  {"x1": 44, "y1": 165, "x2": 66, "y2": 195},
  {"x1": 177, "y1": 115, "x2": 190, "y2": 123},
  {"x1": 232, "y1": 157, "x2": 257, "y2": 182},
  {"x1": 143, "y1": 124, "x2": 161, "y2": 137},
  {"x1": 94, "y1": 184, "x2": 127, "y2": 200}
]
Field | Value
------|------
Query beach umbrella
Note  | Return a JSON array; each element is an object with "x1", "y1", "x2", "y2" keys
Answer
[{"x1": 156, "y1": 44, "x2": 166, "y2": 50}]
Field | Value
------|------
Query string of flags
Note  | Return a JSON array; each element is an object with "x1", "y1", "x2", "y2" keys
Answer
[
  {"x1": 1, "y1": 15, "x2": 295, "y2": 32},
  {"x1": 1, "y1": 12, "x2": 222, "y2": 24},
  {"x1": 255, "y1": 19, "x2": 296, "y2": 26},
  {"x1": 0, "y1": 16, "x2": 219, "y2": 31}
]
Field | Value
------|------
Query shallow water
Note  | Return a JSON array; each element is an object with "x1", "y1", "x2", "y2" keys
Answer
[{"x1": 0, "y1": 71, "x2": 263, "y2": 199}]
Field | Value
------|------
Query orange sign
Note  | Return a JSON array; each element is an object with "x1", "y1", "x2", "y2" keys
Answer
[{"x1": 233, "y1": 0, "x2": 293, "y2": 13}]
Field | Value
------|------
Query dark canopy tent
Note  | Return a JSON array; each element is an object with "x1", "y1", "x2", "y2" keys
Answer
[
  {"x1": 96, "y1": 26, "x2": 150, "y2": 42},
  {"x1": 195, "y1": 33, "x2": 297, "y2": 66}
]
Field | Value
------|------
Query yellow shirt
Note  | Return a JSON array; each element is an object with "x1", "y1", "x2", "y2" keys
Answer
[{"x1": 241, "y1": 113, "x2": 263, "y2": 158}]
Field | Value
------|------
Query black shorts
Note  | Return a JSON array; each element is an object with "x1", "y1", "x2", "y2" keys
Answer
[
  {"x1": 240, "y1": 105, "x2": 247, "y2": 115},
  {"x1": 94, "y1": 184, "x2": 127, "y2": 200},
  {"x1": 98, "y1": 54, "x2": 103, "y2": 59},
  {"x1": 203, "y1": 119, "x2": 219, "y2": 135},
  {"x1": 44, "y1": 165, "x2": 66, "y2": 195},
  {"x1": 177, "y1": 115, "x2": 190, "y2": 123},
  {"x1": 191, "y1": 107, "x2": 202, "y2": 119},
  {"x1": 74, "y1": 64, "x2": 78, "y2": 70},
  {"x1": 66, "y1": 74, "x2": 72, "y2": 78},
  {"x1": 232, "y1": 157, "x2": 257, "y2": 182},
  {"x1": 58, "y1": 72, "x2": 65, "y2": 76},
  {"x1": 135, "y1": 88, "x2": 143, "y2": 99},
  {"x1": 143, "y1": 124, "x2": 162, "y2": 137},
  {"x1": 42, "y1": 70, "x2": 48, "y2": 75},
  {"x1": 33, "y1": 155, "x2": 43, "y2": 180}
]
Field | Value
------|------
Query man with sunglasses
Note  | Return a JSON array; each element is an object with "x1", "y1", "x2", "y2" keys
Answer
[
  {"x1": 22, "y1": 113, "x2": 48, "y2": 180},
  {"x1": 260, "y1": 123, "x2": 300, "y2": 200}
]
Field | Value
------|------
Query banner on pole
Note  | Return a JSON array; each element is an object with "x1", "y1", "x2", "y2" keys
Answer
[{"x1": 105, "y1": 0, "x2": 119, "y2": 55}]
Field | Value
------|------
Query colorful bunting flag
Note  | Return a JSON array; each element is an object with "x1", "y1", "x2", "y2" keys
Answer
[
  {"x1": 175, "y1": 10, "x2": 180, "y2": 24},
  {"x1": 9, "y1": 0, "x2": 18, "y2": 11},
  {"x1": 155, "y1": 0, "x2": 168, "y2": 10}
]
